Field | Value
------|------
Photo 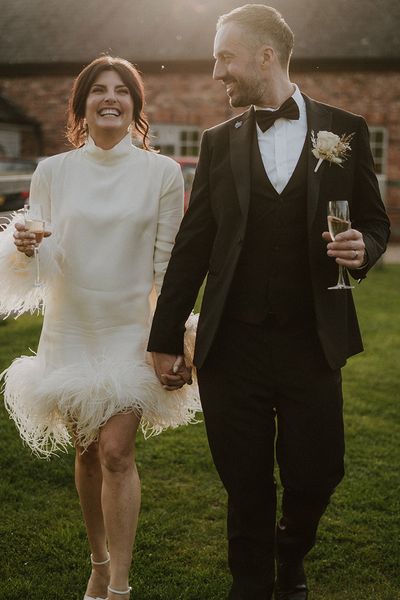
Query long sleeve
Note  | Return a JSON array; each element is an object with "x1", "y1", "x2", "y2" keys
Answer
[
  {"x1": 153, "y1": 160, "x2": 184, "y2": 294},
  {"x1": 0, "y1": 162, "x2": 62, "y2": 317},
  {"x1": 349, "y1": 116, "x2": 390, "y2": 278},
  {"x1": 148, "y1": 131, "x2": 217, "y2": 354}
]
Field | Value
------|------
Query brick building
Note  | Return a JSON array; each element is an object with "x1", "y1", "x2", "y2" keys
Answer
[{"x1": 1, "y1": 0, "x2": 399, "y2": 237}]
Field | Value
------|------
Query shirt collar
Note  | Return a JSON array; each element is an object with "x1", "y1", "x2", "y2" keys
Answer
[{"x1": 254, "y1": 84, "x2": 305, "y2": 116}]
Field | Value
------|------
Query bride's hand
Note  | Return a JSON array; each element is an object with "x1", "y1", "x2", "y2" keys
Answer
[
  {"x1": 13, "y1": 222, "x2": 51, "y2": 256},
  {"x1": 152, "y1": 352, "x2": 192, "y2": 391}
]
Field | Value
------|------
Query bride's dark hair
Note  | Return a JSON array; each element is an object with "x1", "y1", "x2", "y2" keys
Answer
[{"x1": 66, "y1": 55, "x2": 151, "y2": 149}]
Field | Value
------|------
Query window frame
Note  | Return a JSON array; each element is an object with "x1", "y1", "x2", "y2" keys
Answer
[
  {"x1": 369, "y1": 126, "x2": 388, "y2": 202},
  {"x1": 150, "y1": 123, "x2": 201, "y2": 157}
]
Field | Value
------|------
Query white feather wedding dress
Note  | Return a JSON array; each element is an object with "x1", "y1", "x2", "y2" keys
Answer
[{"x1": 0, "y1": 134, "x2": 200, "y2": 457}]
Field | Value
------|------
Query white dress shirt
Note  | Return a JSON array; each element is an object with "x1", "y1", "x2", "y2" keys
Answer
[{"x1": 254, "y1": 85, "x2": 307, "y2": 194}]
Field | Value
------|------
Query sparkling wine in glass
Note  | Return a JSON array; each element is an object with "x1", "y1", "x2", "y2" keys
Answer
[
  {"x1": 327, "y1": 200, "x2": 354, "y2": 290},
  {"x1": 24, "y1": 204, "x2": 45, "y2": 287}
]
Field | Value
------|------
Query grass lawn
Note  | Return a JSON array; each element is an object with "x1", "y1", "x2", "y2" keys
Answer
[{"x1": 0, "y1": 265, "x2": 399, "y2": 600}]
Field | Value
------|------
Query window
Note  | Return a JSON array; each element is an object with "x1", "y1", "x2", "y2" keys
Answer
[
  {"x1": 369, "y1": 126, "x2": 388, "y2": 201},
  {"x1": 151, "y1": 124, "x2": 200, "y2": 157},
  {"x1": 369, "y1": 127, "x2": 388, "y2": 175},
  {"x1": 179, "y1": 129, "x2": 200, "y2": 156},
  {"x1": 0, "y1": 127, "x2": 21, "y2": 157}
]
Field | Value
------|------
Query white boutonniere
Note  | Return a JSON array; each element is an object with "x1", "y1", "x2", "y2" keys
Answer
[{"x1": 311, "y1": 130, "x2": 354, "y2": 173}]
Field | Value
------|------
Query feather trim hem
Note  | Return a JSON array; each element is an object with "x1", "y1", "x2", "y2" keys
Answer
[{"x1": 1, "y1": 353, "x2": 200, "y2": 457}]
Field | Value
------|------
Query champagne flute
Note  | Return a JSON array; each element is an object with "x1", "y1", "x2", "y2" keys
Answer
[
  {"x1": 327, "y1": 200, "x2": 354, "y2": 290},
  {"x1": 24, "y1": 204, "x2": 45, "y2": 287}
]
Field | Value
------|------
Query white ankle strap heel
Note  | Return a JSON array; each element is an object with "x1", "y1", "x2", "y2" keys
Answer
[
  {"x1": 107, "y1": 585, "x2": 132, "y2": 596},
  {"x1": 83, "y1": 553, "x2": 111, "y2": 600}
]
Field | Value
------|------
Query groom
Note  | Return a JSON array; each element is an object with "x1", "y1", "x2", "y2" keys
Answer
[{"x1": 148, "y1": 4, "x2": 390, "y2": 599}]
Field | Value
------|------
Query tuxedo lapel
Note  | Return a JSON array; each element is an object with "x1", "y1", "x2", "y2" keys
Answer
[
  {"x1": 304, "y1": 95, "x2": 332, "y2": 231},
  {"x1": 229, "y1": 100, "x2": 332, "y2": 225},
  {"x1": 229, "y1": 108, "x2": 254, "y2": 217}
]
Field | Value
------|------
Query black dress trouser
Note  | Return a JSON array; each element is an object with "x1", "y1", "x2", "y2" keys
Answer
[{"x1": 197, "y1": 317, "x2": 345, "y2": 600}]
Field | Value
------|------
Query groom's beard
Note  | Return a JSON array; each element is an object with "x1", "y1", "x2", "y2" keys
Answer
[{"x1": 225, "y1": 73, "x2": 266, "y2": 108}]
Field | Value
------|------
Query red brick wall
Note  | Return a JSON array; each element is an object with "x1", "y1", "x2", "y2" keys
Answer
[
  {"x1": 20, "y1": 128, "x2": 41, "y2": 157},
  {"x1": 1, "y1": 70, "x2": 399, "y2": 238},
  {"x1": 1, "y1": 76, "x2": 73, "y2": 156}
]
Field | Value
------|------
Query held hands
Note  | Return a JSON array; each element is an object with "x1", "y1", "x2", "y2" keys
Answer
[
  {"x1": 13, "y1": 222, "x2": 51, "y2": 257},
  {"x1": 152, "y1": 352, "x2": 193, "y2": 391},
  {"x1": 322, "y1": 228, "x2": 366, "y2": 269}
]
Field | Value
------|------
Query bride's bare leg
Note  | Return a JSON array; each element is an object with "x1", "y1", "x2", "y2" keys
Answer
[
  {"x1": 99, "y1": 412, "x2": 141, "y2": 599},
  {"x1": 75, "y1": 441, "x2": 110, "y2": 598}
]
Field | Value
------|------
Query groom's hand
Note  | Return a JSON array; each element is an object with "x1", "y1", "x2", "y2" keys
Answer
[
  {"x1": 322, "y1": 229, "x2": 367, "y2": 269},
  {"x1": 152, "y1": 352, "x2": 192, "y2": 391}
]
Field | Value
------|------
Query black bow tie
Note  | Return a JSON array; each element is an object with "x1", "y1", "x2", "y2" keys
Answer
[{"x1": 255, "y1": 97, "x2": 300, "y2": 132}]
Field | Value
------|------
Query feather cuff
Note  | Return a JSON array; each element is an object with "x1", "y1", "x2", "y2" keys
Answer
[{"x1": 0, "y1": 213, "x2": 62, "y2": 317}]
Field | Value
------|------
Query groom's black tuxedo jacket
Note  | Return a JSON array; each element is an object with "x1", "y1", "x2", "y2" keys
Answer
[{"x1": 148, "y1": 95, "x2": 390, "y2": 370}]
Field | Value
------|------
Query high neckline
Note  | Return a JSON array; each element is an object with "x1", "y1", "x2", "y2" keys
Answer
[{"x1": 83, "y1": 132, "x2": 135, "y2": 163}]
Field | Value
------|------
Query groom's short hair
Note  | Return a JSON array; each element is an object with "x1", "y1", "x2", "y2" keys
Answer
[{"x1": 216, "y1": 4, "x2": 294, "y2": 68}]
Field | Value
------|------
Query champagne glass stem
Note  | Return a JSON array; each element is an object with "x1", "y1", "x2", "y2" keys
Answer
[
  {"x1": 337, "y1": 265, "x2": 346, "y2": 288},
  {"x1": 33, "y1": 245, "x2": 41, "y2": 287}
]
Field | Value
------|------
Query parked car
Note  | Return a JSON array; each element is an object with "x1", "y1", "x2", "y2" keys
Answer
[
  {"x1": 174, "y1": 157, "x2": 197, "y2": 211},
  {"x1": 0, "y1": 157, "x2": 37, "y2": 218}
]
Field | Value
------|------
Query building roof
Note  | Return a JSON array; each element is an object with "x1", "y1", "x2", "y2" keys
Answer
[{"x1": 2, "y1": 0, "x2": 400, "y2": 72}]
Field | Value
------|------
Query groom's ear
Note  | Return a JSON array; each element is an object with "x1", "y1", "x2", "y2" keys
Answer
[{"x1": 258, "y1": 45, "x2": 275, "y2": 69}]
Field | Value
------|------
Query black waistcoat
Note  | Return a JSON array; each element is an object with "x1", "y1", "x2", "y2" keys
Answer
[{"x1": 225, "y1": 127, "x2": 315, "y2": 326}]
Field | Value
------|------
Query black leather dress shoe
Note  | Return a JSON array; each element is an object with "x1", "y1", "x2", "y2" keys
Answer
[
  {"x1": 274, "y1": 561, "x2": 308, "y2": 600},
  {"x1": 228, "y1": 584, "x2": 274, "y2": 600},
  {"x1": 274, "y1": 585, "x2": 308, "y2": 600}
]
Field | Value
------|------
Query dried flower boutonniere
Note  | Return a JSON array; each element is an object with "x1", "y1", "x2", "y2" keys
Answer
[{"x1": 311, "y1": 130, "x2": 355, "y2": 173}]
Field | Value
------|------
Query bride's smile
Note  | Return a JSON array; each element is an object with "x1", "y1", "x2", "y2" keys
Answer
[{"x1": 85, "y1": 70, "x2": 134, "y2": 148}]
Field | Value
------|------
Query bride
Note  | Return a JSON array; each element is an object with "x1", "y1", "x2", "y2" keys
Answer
[{"x1": 0, "y1": 56, "x2": 198, "y2": 600}]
